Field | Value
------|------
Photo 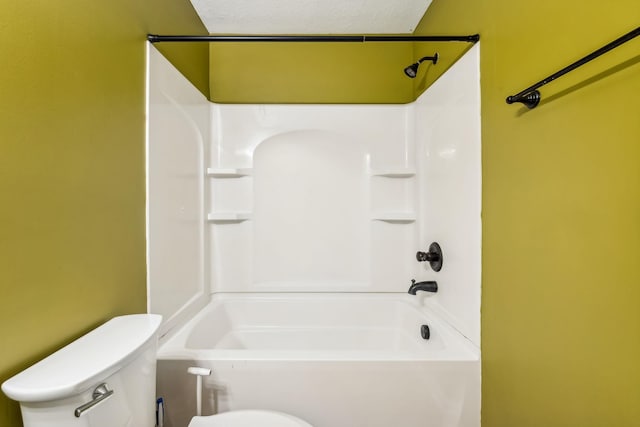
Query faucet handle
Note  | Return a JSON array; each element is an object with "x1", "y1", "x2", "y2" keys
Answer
[{"x1": 416, "y1": 242, "x2": 443, "y2": 272}]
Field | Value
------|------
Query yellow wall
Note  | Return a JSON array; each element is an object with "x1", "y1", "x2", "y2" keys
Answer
[
  {"x1": 209, "y1": 41, "x2": 414, "y2": 103},
  {"x1": 0, "y1": 1, "x2": 207, "y2": 425},
  {"x1": 2, "y1": 1, "x2": 638, "y2": 425},
  {"x1": 415, "y1": 2, "x2": 640, "y2": 426}
]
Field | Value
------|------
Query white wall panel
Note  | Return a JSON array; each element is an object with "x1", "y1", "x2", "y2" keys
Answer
[
  {"x1": 208, "y1": 104, "x2": 416, "y2": 292},
  {"x1": 147, "y1": 45, "x2": 210, "y2": 336},
  {"x1": 414, "y1": 44, "x2": 482, "y2": 346}
]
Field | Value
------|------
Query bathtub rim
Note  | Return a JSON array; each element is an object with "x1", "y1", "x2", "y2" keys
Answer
[{"x1": 157, "y1": 292, "x2": 480, "y2": 362}]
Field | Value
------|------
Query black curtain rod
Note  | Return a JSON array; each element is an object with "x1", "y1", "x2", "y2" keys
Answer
[
  {"x1": 147, "y1": 34, "x2": 480, "y2": 43},
  {"x1": 507, "y1": 26, "x2": 640, "y2": 109}
]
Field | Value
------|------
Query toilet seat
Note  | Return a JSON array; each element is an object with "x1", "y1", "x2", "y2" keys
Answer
[{"x1": 188, "y1": 409, "x2": 313, "y2": 427}]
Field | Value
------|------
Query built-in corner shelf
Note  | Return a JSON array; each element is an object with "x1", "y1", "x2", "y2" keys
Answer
[
  {"x1": 369, "y1": 168, "x2": 416, "y2": 223},
  {"x1": 206, "y1": 168, "x2": 252, "y2": 178},
  {"x1": 371, "y1": 212, "x2": 416, "y2": 223},
  {"x1": 207, "y1": 212, "x2": 252, "y2": 223},
  {"x1": 369, "y1": 168, "x2": 416, "y2": 178},
  {"x1": 206, "y1": 167, "x2": 252, "y2": 223}
]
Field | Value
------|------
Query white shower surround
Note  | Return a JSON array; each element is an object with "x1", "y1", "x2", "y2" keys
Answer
[{"x1": 147, "y1": 42, "x2": 481, "y2": 426}]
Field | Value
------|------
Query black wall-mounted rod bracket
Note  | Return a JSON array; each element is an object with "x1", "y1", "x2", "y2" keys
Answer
[
  {"x1": 147, "y1": 34, "x2": 480, "y2": 43},
  {"x1": 506, "y1": 90, "x2": 540, "y2": 109},
  {"x1": 506, "y1": 26, "x2": 640, "y2": 109}
]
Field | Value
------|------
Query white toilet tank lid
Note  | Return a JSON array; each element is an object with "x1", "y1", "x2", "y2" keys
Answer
[{"x1": 1, "y1": 314, "x2": 162, "y2": 403}]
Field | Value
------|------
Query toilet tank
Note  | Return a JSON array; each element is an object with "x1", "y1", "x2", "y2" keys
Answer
[{"x1": 2, "y1": 314, "x2": 162, "y2": 427}]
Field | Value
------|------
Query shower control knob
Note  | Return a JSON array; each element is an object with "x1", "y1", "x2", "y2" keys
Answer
[
  {"x1": 416, "y1": 242, "x2": 443, "y2": 272},
  {"x1": 416, "y1": 251, "x2": 438, "y2": 262}
]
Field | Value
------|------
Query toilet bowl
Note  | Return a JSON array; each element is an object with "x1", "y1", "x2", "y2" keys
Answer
[
  {"x1": 184, "y1": 367, "x2": 313, "y2": 427},
  {"x1": 1, "y1": 314, "x2": 313, "y2": 427}
]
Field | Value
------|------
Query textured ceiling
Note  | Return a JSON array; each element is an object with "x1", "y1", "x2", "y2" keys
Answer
[{"x1": 190, "y1": 0, "x2": 433, "y2": 34}]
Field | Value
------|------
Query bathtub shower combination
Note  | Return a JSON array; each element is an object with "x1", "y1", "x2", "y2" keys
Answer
[{"x1": 147, "y1": 43, "x2": 481, "y2": 427}]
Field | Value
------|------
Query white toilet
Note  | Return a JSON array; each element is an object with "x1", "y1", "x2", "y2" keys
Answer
[{"x1": 1, "y1": 314, "x2": 312, "y2": 427}]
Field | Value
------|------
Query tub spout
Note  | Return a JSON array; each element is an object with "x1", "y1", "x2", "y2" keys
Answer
[{"x1": 408, "y1": 279, "x2": 438, "y2": 295}]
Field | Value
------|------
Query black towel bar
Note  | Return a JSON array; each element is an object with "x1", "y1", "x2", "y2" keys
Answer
[{"x1": 506, "y1": 26, "x2": 640, "y2": 109}]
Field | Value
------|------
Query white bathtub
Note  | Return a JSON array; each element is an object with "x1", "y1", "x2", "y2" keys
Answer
[{"x1": 156, "y1": 293, "x2": 480, "y2": 427}]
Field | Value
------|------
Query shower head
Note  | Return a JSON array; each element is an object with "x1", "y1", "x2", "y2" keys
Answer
[{"x1": 403, "y1": 53, "x2": 439, "y2": 78}]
